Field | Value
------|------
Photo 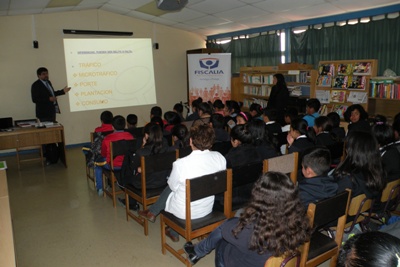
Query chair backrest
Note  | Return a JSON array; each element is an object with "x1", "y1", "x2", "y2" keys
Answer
[
  {"x1": 188, "y1": 170, "x2": 229, "y2": 202},
  {"x1": 347, "y1": 194, "x2": 372, "y2": 217},
  {"x1": 381, "y1": 179, "x2": 400, "y2": 203},
  {"x1": 142, "y1": 150, "x2": 177, "y2": 175},
  {"x1": 265, "y1": 254, "x2": 300, "y2": 267},
  {"x1": 110, "y1": 139, "x2": 136, "y2": 168},
  {"x1": 263, "y1": 152, "x2": 299, "y2": 184},
  {"x1": 310, "y1": 190, "x2": 351, "y2": 228},
  {"x1": 232, "y1": 161, "x2": 263, "y2": 188}
]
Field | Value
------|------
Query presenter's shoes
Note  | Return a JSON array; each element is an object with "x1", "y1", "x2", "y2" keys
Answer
[
  {"x1": 117, "y1": 198, "x2": 139, "y2": 211},
  {"x1": 138, "y1": 209, "x2": 156, "y2": 223},
  {"x1": 97, "y1": 189, "x2": 104, "y2": 197},
  {"x1": 183, "y1": 241, "x2": 200, "y2": 265},
  {"x1": 165, "y1": 227, "x2": 180, "y2": 242}
]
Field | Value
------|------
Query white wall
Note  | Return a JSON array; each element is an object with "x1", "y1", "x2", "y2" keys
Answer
[{"x1": 0, "y1": 10, "x2": 205, "y2": 145}]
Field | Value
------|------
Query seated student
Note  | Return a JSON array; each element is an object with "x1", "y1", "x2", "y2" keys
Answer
[
  {"x1": 128, "y1": 122, "x2": 170, "y2": 190},
  {"x1": 173, "y1": 102, "x2": 185, "y2": 122},
  {"x1": 236, "y1": 111, "x2": 251, "y2": 125},
  {"x1": 314, "y1": 116, "x2": 336, "y2": 147},
  {"x1": 183, "y1": 172, "x2": 311, "y2": 267},
  {"x1": 224, "y1": 100, "x2": 241, "y2": 128},
  {"x1": 287, "y1": 118, "x2": 316, "y2": 154},
  {"x1": 338, "y1": 232, "x2": 400, "y2": 267},
  {"x1": 94, "y1": 115, "x2": 134, "y2": 196},
  {"x1": 186, "y1": 97, "x2": 202, "y2": 121},
  {"x1": 263, "y1": 108, "x2": 282, "y2": 143},
  {"x1": 213, "y1": 99, "x2": 225, "y2": 116},
  {"x1": 150, "y1": 106, "x2": 167, "y2": 125},
  {"x1": 126, "y1": 113, "x2": 137, "y2": 129},
  {"x1": 280, "y1": 108, "x2": 298, "y2": 154},
  {"x1": 192, "y1": 102, "x2": 212, "y2": 127},
  {"x1": 224, "y1": 124, "x2": 262, "y2": 168},
  {"x1": 298, "y1": 147, "x2": 338, "y2": 207},
  {"x1": 247, "y1": 119, "x2": 280, "y2": 160},
  {"x1": 210, "y1": 113, "x2": 230, "y2": 143},
  {"x1": 163, "y1": 111, "x2": 181, "y2": 133},
  {"x1": 168, "y1": 124, "x2": 190, "y2": 151},
  {"x1": 138, "y1": 124, "x2": 226, "y2": 241},
  {"x1": 249, "y1": 103, "x2": 263, "y2": 121},
  {"x1": 333, "y1": 131, "x2": 386, "y2": 199},
  {"x1": 343, "y1": 104, "x2": 370, "y2": 134},
  {"x1": 303, "y1": 98, "x2": 321, "y2": 127},
  {"x1": 94, "y1": 110, "x2": 113, "y2": 132},
  {"x1": 327, "y1": 112, "x2": 345, "y2": 141},
  {"x1": 372, "y1": 116, "x2": 400, "y2": 182}
]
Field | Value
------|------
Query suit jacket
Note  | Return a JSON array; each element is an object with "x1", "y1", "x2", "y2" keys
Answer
[{"x1": 31, "y1": 79, "x2": 65, "y2": 121}]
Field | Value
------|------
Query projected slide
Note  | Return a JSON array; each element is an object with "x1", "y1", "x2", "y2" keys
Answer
[{"x1": 63, "y1": 38, "x2": 156, "y2": 112}]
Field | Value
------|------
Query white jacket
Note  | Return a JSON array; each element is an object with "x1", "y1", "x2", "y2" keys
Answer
[{"x1": 165, "y1": 149, "x2": 226, "y2": 220}]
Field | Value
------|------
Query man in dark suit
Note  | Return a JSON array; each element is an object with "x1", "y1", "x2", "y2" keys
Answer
[{"x1": 31, "y1": 67, "x2": 71, "y2": 122}]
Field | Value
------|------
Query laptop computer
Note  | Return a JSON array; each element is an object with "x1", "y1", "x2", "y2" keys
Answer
[{"x1": 0, "y1": 117, "x2": 13, "y2": 131}]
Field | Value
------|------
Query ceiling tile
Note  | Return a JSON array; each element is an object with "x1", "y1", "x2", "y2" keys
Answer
[
  {"x1": 160, "y1": 7, "x2": 206, "y2": 23},
  {"x1": 216, "y1": 5, "x2": 270, "y2": 21},
  {"x1": 189, "y1": 0, "x2": 246, "y2": 14},
  {"x1": 125, "y1": 10, "x2": 156, "y2": 21},
  {"x1": 280, "y1": 3, "x2": 344, "y2": 20},
  {"x1": 10, "y1": 0, "x2": 49, "y2": 9},
  {"x1": 101, "y1": 3, "x2": 130, "y2": 15},
  {"x1": 184, "y1": 14, "x2": 232, "y2": 27}
]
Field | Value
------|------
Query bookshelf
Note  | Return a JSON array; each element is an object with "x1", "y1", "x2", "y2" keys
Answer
[
  {"x1": 368, "y1": 76, "x2": 400, "y2": 120},
  {"x1": 236, "y1": 64, "x2": 317, "y2": 112},
  {"x1": 314, "y1": 59, "x2": 378, "y2": 118}
]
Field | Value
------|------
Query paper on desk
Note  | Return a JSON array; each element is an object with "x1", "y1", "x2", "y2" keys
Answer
[{"x1": 0, "y1": 161, "x2": 7, "y2": 170}]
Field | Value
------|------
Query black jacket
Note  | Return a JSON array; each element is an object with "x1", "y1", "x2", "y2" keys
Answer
[
  {"x1": 299, "y1": 175, "x2": 338, "y2": 207},
  {"x1": 31, "y1": 79, "x2": 65, "y2": 121}
]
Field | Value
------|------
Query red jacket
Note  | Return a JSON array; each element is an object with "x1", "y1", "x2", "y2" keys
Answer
[
  {"x1": 101, "y1": 131, "x2": 134, "y2": 167},
  {"x1": 94, "y1": 123, "x2": 113, "y2": 133}
]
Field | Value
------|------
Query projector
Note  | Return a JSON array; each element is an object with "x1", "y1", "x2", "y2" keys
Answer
[{"x1": 156, "y1": 0, "x2": 188, "y2": 11}]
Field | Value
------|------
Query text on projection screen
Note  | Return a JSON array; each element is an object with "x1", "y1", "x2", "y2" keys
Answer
[{"x1": 63, "y1": 38, "x2": 156, "y2": 112}]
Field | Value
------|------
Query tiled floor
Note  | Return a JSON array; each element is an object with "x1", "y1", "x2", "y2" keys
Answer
[
  {"x1": 5, "y1": 147, "x2": 216, "y2": 267},
  {"x1": 5, "y1": 147, "x2": 331, "y2": 267}
]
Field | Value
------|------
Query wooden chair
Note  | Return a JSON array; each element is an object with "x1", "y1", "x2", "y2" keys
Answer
[
  {"x1": 160, "y1": 169, "x2": 232, "y2": 266},
  {"x1": 83, "y1": 131, "x2": 113, "y2": 186},
  {"x1": 16, "y1": 145, "x2": 44, "y2": 169},
  {"x1": 263, "y1": 152, "x2": 299, "y2": 184},
  {"x1": 265, "y1": 254, "x2": 300, "y2": 267},
  {"x1": 102, "y1": 139, "x2": 136, "y2": 207},
  {"x1": 124, "y1": 151, "x2": 177, "y2": 235},
  {"x1": 300, "y1": 189, "x2": 351, "y2": 267},
  {"x1": 344, "y1": 194, "x2": 373, "y2": 233},
  {"x1": 214, "y1": 161, "x2": 263, "y2": 217},
  {"x1": 365, "y1": 179, "x2": 400, "y2": 224}
]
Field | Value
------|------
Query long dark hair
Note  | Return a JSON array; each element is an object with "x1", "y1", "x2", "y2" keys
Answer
[
  {"x1": 171, "y1": 124, "x2": 190, "y2": 148},
  {"x1": 333, "y1": 131, "x2": 386, "y2": 193},
  {"x1": 233, "y1": 172, "x2": 311, "y2": 256},
  {"x1": 143, "y1": 122, "x2": 164, "y2": 154},
  {"x1": 274, "y1": 73, "x2": 287, "y2": 89}
]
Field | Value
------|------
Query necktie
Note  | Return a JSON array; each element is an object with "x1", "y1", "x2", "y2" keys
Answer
[{"x1": 45, "y1": 81, "x2": 60, "y2": 114}]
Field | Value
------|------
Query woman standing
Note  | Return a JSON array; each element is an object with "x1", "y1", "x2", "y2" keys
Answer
[{"x1": 266, "y1": 73, "x2": 290, "y2": 125}]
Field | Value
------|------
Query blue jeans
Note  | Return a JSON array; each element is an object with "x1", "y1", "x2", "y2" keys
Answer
[
  {"x1": 94, "y1": 158, "x2": 120, "y2": 191},
  {"x1": 194, "y1": 223, "x2": 223, "y2": 258},
  {"x1": 149, "y1": 186, "x2": 172, "y2": 215}
]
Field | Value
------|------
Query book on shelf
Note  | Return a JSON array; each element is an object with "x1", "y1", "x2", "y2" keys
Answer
[
  {"x1": 317, "y1": 75, "x2": 332, "y2": 87},
  {"x1": 243, "y1": 98, "x2": 268, "y2": 109},
  {"x1": 316, "y1": 90, "x2": 330, "y2": 104},
  {"x1": 244, "y1": 85, "x2": 271, "y2": 96},
  {"x1": 347, "y1": 75, "x2": 366, "y2": 89},
  {"x1": 262, "y1": 74, "x2": 274, "y2": 84},
  {"x1": 370, "y1": 79, "x2": 400, "y2": 99},
  {"x1": 318, "y1": 64, "x2": 335, "y2": 76},
  {"x1": 331, "y1": 104, "x2": 348, "y2": 119},
  {"x1": 353, "y1": 62, "x2": 372, "y2": 75},
  {"x1": 337, "y1": 64, "x2": 353, "y2": 75},
  {"x1": 333, "y1": 76, "x2": 348, "y2": 89},
  {"x1": 330, "y1": 90, "x2": 346, "y2": 103},
  {"x1": 347, "y1": 91, "x2": 368, "y2": 104},
  {"x1": 319, "y1": 104, "x2": 329, "y2": 116}
]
